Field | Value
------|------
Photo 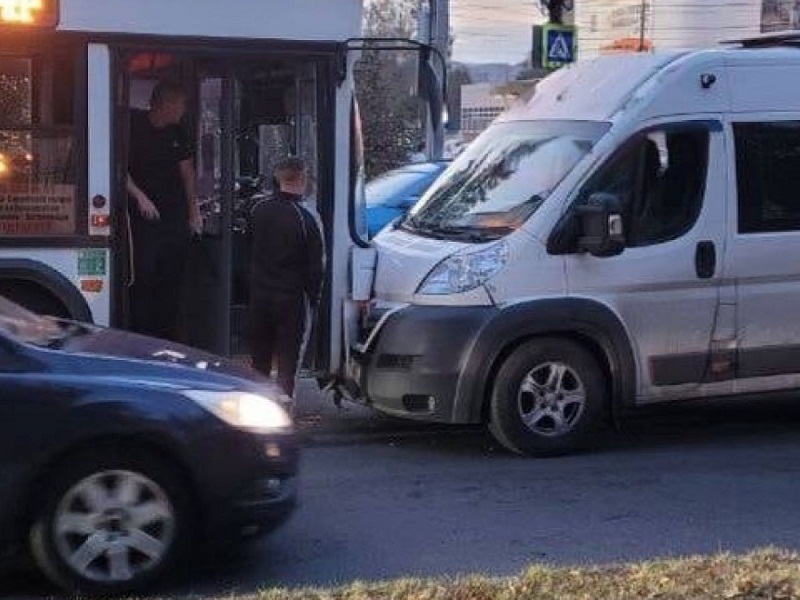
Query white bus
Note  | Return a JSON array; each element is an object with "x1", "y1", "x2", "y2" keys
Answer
[{"x1": 0, "y1": 0, "x2": 404, "y2": 379}]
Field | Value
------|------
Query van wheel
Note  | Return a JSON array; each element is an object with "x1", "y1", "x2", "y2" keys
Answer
[
  {"x1": 29, "y1": 448, "x2": 192, "y2": 596},
  {"x1": 488, "y1": 338, "x2": 606, "y2": 457}
]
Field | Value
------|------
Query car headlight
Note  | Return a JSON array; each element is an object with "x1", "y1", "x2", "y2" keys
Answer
[
  {"x1": 418, "y1": 241, "x2": 509, "y2": 295},
  {"x1": 183, "y1": 390, "x2": 292, "y2": 432}
]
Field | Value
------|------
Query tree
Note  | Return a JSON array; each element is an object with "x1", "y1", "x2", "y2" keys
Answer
[{"x1": 355, "y1": 0, "x2": 425, "y2": 178}]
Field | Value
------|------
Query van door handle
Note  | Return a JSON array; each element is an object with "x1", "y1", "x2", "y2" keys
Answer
[{"x1": 695, "y1": 241, "x2": 716, "y2": 279}]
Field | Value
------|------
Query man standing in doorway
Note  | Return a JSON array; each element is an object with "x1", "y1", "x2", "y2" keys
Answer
[
  {"x1": 249, "y1": 157, "x2": 324, "y2": 399},
  {"x1": 127, "y1": 81, "x2": 203, "y2": 341}
]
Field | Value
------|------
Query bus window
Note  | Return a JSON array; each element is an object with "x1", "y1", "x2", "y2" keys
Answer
[{"x1": 0, "y1": 50, "x2": 80, "y2": 237}]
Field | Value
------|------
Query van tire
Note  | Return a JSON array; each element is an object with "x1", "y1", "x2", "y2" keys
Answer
[{"x1": 488, "y1": 338, "x2": 606, "y2": 457}]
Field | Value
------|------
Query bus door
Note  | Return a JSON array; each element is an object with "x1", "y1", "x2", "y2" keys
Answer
[
  {"x1": 113, "y1": 52, "x2": 231, "y2": 355},
  {"x1": 115, "y1": 49, "x2": 332, "y2": 363},
  {"x1": 228, "y1": 59, "x2": 325, "y2": 360}
]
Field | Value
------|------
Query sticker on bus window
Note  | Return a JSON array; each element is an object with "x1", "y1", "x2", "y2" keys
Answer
[
  {"x1": 0, "y1": 187, "x2": 76, "y2": 236},
  {"x1": 77, "y1": 249, "x2": 107, "y2": 277}
]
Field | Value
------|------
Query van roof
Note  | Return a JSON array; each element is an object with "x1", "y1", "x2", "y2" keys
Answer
[
  {"x1": 498, "y1": 43, "x2": 800, "y2": 124},
  {"x1": 497, "y1": 52, "x2": 686, "y2": 123}
]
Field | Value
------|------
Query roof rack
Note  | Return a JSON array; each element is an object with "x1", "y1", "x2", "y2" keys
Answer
[{"x1": 722, "y1": 31, "x2": 800, "y2": 48}]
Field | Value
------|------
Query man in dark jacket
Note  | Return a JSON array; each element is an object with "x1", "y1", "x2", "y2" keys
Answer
[
  {"x1": 127, "y1": 81, "x2": 202, "y2": 341},
  {"x1": 249, "y1": 157, "x2": 324, "y2": 398}
]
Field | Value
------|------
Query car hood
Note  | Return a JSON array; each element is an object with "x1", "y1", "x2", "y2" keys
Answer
[{"x1": 37, "y1": 325, "x2": 273, "y2": 393}]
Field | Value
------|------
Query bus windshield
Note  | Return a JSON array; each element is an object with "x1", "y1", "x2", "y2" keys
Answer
[{"x1": 403, "y1": 120, "x2": 609, "y2": 240}]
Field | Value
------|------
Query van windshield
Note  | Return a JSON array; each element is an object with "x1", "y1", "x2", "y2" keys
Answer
[{"x1": 403, "y1": 121, "x2": 609, "y2": 241}]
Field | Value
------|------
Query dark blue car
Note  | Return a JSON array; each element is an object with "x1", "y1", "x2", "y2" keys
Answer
[
  {"x1": 0, "y1": 296, "x2": 298, "y2": 596},
  {"x1": 366, "y1": 161, "x2": 449, "y2": 237}
]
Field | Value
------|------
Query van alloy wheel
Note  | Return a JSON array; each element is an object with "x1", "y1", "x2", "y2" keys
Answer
[
  {"x1": 489, "y1": 338, "x2": 607, "y2": 456},
  {"x1": 53, "y1": 470, "x2": 175, "y2": 583},
  {"x1": 517, "y1": 362, "x2": 586, "y2": 437}
]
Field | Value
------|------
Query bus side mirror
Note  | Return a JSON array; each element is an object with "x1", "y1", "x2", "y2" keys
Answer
[{"x1": 576, "y1": 193, "x2": 625, "y2": 257}]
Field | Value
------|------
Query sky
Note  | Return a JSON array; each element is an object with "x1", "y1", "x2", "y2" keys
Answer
[{"x1": 451, "y1": 0, "x2": 544, "y2": 64}]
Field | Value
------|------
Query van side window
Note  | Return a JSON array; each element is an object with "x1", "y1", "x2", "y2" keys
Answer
[
  {"x1": 578, "y1": 127, "x2": 709, "y2": 247},
  {"x1": 735, "y1": 122, "x2": 800, "y2": 234}
]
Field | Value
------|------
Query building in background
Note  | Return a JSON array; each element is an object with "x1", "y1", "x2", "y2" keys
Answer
[
  {"x1": 460, "y1": 80, "x2": 537, "y2": 142},
  {"x1": 573, "y1": 0, "x2": 794, "y2": 59},
  {"x1": 460, "y1": 83, "x2": 510, "y2": 142}
]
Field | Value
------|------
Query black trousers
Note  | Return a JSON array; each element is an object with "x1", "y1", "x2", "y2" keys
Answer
[
  {"x1": 130, "y1": 220, "x2": 190, "y2": 342},
  {"x1": 250, "y1": 292, "x2": 307, "y2": 397}
]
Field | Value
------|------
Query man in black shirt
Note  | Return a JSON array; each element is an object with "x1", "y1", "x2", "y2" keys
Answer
[
  {"x1": 127, "y1": 81, "x2": 202, "y2": 341},
  {"x1": 250, "y1": 158, "x2": 324, "y2": 398}
]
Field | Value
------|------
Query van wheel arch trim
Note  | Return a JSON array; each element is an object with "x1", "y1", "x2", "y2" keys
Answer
[{"x1": 456, "y1": 298, "x2": 637, "y2": 423}]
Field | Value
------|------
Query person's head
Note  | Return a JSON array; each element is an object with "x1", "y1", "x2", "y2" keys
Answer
[
  {"x1": 274, "y1": 157, "x2": 308, "y2": 196},
  {"x1": 416, "y1": 141, "x2": 426, "y2": 153},
  {"x1": 149, "y1": 81, "x2": 187, "y2": 126}
]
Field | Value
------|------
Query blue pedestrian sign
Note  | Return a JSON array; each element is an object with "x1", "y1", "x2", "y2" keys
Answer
[{"x1": 541, "y1": 24, "x2": 576, "y2": 69}]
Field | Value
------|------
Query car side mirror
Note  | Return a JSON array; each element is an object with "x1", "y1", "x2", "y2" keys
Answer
[
  {"x1": 399, "y1": 195, "x2": 419, "y2": 210},
  {"x1": 576, "y1": 193, "x2": 625, "y2": 257}
]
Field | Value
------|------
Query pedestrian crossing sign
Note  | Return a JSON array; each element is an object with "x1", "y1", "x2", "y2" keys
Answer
[{"x1": 542, "y1": 24, "x2": 576, "y2": 69}]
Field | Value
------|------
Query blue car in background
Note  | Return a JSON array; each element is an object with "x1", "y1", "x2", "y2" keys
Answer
[{"x1": 366, "y1": 161, "x2": 449, "y2": 237}]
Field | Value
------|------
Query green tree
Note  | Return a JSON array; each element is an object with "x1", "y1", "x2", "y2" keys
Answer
[{"x1": 356, "y1": 0, "x2": 425, "y2": 178}]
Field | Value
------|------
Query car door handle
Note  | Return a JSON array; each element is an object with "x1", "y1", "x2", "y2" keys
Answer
[{"x1": 696, "y1": 240, "x2": 716, "y2": 279}]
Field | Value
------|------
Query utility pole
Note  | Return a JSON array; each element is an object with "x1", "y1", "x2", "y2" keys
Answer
[
  {"x1": 426, "y1": 0, "x2": 449, "y2": 158},
  {"x1": 638, "y1": 0, "x2": 648, "y2": 51}
]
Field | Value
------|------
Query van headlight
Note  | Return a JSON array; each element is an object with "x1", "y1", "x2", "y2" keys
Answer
[
  {"x1": 183, "y1": 390, "x2": 292, "y2": 432},
  {"x1": 418, "y1": 241, "x2": 509, "y2": 295}
]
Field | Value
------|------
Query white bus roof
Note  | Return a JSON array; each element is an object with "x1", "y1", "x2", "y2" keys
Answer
[{"x1": 58, "y1": 0, "x2": 362, "y2": 42}]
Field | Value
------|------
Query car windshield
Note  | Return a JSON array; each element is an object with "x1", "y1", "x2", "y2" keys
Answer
[
  {"x1": 0, "y1": 295, "x2": 73, "y2": 347},
  {"x1": 366, "y1": 166, "x2": 442, "y2": 208},
  {"x1": 403, "y1": 121, "x2": 609, "y2": 240}
]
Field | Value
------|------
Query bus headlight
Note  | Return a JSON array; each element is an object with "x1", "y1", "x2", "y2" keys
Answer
[
  {"x1": 418, "y1": 241, "x2": 509, "y2": 295},
  {"x1": 183, "y1": 390, "x2": 292, "y2": 432}
]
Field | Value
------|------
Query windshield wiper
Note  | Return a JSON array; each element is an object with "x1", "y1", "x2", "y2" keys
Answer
[{"x1": 421, "y1": 224, "x2": 510, "y2": 242}]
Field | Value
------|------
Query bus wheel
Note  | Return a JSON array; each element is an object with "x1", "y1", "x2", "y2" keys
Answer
[
  {"x1": 488, "y1": 338, "x2": 606, "y2": 457},
  {"x1": 0, "y1": 280, "x2": 70, "y2": 318}
]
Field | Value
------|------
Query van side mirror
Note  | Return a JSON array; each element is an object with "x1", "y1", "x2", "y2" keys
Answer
[{"x1": 576, "y1": 193, "x2": 625, "y2": 257}]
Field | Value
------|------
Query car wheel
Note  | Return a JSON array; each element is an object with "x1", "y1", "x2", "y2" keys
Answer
[
  {"x1": 488, "y1": 338, "x2": 606, "y2": 457},
  {"x1": 30, "y1": 448, "x2": 192, "y2": 596}
]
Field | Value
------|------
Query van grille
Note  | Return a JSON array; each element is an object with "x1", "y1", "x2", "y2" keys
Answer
[{"x1": 376, "y1": 354, "x2": 415, "y2": 370}]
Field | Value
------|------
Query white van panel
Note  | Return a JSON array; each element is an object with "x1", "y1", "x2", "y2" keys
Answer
[{"x1": 728, "y1": 62, "x2": 800, "y2": 113}]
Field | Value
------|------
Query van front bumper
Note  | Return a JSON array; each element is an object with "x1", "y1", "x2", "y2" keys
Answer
[{"x1": 351, "y1": 305, "x2": 497, "y2": 423}]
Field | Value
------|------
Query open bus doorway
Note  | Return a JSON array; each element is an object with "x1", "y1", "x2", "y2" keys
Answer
[{"x1": 118, "y1": 50, "x2": 325, "y2": 361}]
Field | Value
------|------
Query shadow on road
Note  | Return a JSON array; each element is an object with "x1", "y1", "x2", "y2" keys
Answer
[{"x1": 5, "y1": 394, "x2": 800, "y2": 599}]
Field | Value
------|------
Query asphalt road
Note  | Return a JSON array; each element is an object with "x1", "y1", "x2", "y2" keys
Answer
[{"x1": 6, "y1": 393, "x2": 800, "y2": 598}]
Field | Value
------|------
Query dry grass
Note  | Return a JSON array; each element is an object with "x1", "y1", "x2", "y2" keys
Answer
[{"x1": 155, "y1": 548, "x2": 800, "y2": 600}]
